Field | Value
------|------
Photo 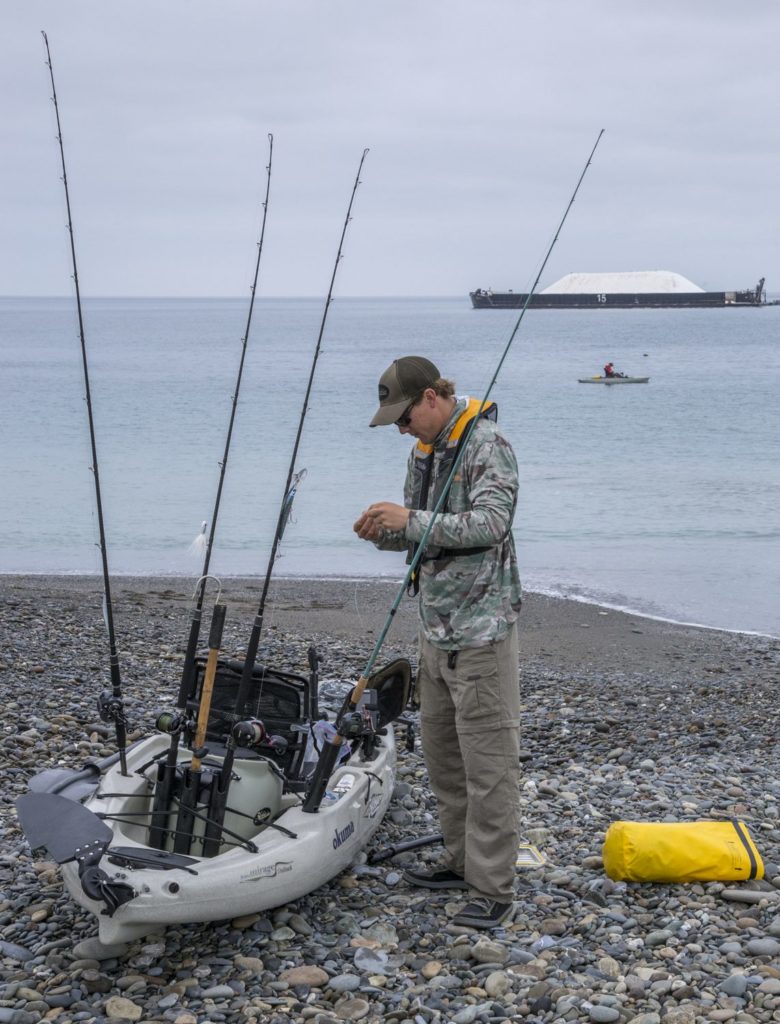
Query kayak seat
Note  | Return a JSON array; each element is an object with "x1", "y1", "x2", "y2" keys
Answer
[
  {"x1": 190, "y1": 657, "x2": 311, "y2": 788},
  {"x1": 366, "y1": 658, "x2": 413, "y2": 728}
]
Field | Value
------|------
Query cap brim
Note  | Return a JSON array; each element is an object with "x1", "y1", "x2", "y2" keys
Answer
[{"x1": 369, "y1": 399, "x2": 409, "y2": 428}]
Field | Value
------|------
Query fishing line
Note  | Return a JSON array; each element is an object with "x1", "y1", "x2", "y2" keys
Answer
[
  {"x1": 212, "y1": 149, "x2": 370, "y2": 808},
  {"x1": 41, "y1": 31, "x2": 128, "y2": 775},
  {"x1": 363, "y1": 130, "x2": 604, "y2": 677},
  {"x1": 177, "y1": 132, "x2": 275, "y2": 708},
  {"x1": 303, "y1": 130, "x2": 605, "y2": 812},
  {"x1": 233, "y1": 149, "x2": 369, "y2": 700},
  {"x1": 147, "y1": 134, "x2": 274, "y2": 850},
  {"x1": 351, "y1": 580, "x2": 366, "y2": 636}
]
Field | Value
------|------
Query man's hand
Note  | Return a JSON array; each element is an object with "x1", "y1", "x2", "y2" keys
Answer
[
  {"x1": 366, "y1": 502, "x2": 410, "y2": 532},
  {"x1": 353, "y1": 502, "x2": 411, "y2": 541},
  {"x1": 353, "y1": 510, "x2": 382, "y2": 541}
]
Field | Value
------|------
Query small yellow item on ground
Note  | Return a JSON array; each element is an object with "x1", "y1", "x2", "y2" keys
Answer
[
  {"x1": 602, "y1": 819, "x2": 763, "y2": 883},
  {"x1": 516, "y1": 843, "x2": 546, "y2": 869}
]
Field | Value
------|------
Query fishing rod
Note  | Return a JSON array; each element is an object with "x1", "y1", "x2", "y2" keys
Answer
[
  {"x1": 174, "y1": 586, "x2": 226, "y2": 856},
  {"x1": 148, "y1": 135, "x2": 274, "y2": 849},
  {"x1": 178, "y1": 132, "x2": 274, "y2": 705},
  {"x1": 210, "y1": 148, "x2": 370, "y2": 812},
  {"x1": 303, "y1": 129, "x2": 605, "y2": 813},
  {"x1": 41, "y1": 31, "x2": 128, "y2": 776}
]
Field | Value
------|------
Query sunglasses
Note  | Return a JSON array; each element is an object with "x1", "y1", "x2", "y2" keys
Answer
[{"x1": 395, "y1": 397, "x2": 419, "y2": 427}]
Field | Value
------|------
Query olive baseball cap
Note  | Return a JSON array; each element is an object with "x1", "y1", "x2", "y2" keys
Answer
[{"x1": 369, "y1": 356, "x2": 440, "y2": 427}]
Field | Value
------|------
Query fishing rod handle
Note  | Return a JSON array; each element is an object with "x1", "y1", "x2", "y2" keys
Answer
[
  {"x1": 177, "y1": 608, "x2": 203, "y2": 708},
  {"x1": 347, "y1": 675, "x2": 369, "y2": 713},
  {"x1": 208, "y1": 602, "x2": 227, "y2": 648},
  {"x1": 302, "y1": 738, "x2": 343, "y2": 814},
  {"x1": 191, "y1": 603, "x2": 228, "y2": 767}
]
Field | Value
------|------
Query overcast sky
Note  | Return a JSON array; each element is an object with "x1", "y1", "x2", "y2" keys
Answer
[{"x1": 3, "y1": 1, "x2": 778, "y2": 297}]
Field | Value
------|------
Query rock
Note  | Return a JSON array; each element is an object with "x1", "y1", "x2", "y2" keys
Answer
[
  {"x1": 421, "y1": 960, "x2": 443, "y2": 979},
  {"x1": 353, "y1": 946, "x2": 389, "y2": 974},
  {"x1": 597, "y1": 956, "x2": 621, "y2": 979},
  {"x1": 72, "y1": 937, "x2": 130, "y2": 960},
  {"x1": 328, "y1": 974, "x2": 361, "y2": 993},
  {"x1": 470, "y1": 937, "x2": 509, "y2": 964},
  {"x1": 231, "y1": 912, "x2": 262, "y2": 929},
  {"x1": 589, "y1": 1007, "x2": 620, "y2": 1023},
  {"x1": 333, "y1": 997, "x2": 370, "y2": 1020},
  {"x1": 200, "y1": 984, "x2": 238, "y2": 998},
  {"x1": 234, "y1": 955, "x2": 264, "y2": 973},
  {"x1": 0, "y1": 942, "x2": 34, "y2": 962},
  {"x1": 660, "y1": 1008, "x2": 696, "y2": 1024},
  {"x1": 452, "y1": 1009, "x2": 480, "y2": 1024},
  {"x1": 745, "y1": 936, "x2": 780, "y2": 955},
  {"x1": 721, "y1": 888, "x2": 771, "y2": 904},
  {"x1": 719, "y1": 973, "x2": 749, "y2": 997},
  {"x1": 540, "y1": 917, "x2": 567, "y2": 935},
  {"x1": 280, "y1": 965, "x2": 330, "y2": 987},
  {"x1": 81, "y1": 969, "x2": 114, "y2": 994},
  {"x1": 484, "y1": 970, "x2": 512, "y2": 997},
  {"x1": 105, "y1": 996, "x2": 143, "y2": 1021},
  {"x1": 361, "y1": 921, "x2": 398, "y2": 947}
]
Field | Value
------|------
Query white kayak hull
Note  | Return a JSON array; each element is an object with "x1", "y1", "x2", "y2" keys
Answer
[
  {"x1": 578, "y1": 376, "x2": 649, "y2": 384},
  {"x1": 59, "y1": 731, "x2": 396, "y2": 944}
]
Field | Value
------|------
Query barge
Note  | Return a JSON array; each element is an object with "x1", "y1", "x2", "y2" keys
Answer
[{"x1": 470, "y1": 272, "x2": 766, "y2": 309}]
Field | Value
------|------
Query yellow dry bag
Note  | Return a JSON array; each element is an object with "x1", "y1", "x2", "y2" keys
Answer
[{"x1": 602, "y1": 819, "x2": 763, "y2": 883}]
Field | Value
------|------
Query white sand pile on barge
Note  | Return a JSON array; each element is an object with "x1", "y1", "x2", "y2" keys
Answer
[{"x1": 542, "y1": 270, "x2": 704, "y2": 293}]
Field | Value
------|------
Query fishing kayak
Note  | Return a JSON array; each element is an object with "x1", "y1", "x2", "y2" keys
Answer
[
  {"x1": 17, "y1": 657, "x2": 409, "y2": 945},
  {"x1": 578, "y1": 376, "x2": 650, "y2": 384},
  {"x1": 20, "y1": 60, "x2": 408, "y2": 950}
]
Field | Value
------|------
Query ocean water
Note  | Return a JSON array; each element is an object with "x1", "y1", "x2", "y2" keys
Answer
[{"x1": 2, "y1": 295, "x2": 779, "y2": 637}]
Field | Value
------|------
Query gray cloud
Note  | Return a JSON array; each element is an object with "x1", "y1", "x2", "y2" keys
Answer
[{"x1": 3, "y1": 0, "x2": 778, "y2": 297}]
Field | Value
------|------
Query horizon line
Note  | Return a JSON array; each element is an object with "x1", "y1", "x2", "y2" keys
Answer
[{"x1": 0, "y1": 293, "x2": 467, "y2": 301}]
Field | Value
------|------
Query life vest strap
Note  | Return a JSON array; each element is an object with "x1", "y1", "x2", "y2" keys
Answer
[{"x1": 406, "y1": 399, "x2": 499, "y2": 595}]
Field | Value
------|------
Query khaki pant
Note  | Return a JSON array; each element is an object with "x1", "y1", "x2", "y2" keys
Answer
[{"x1": 418, "y1": 623, "x2": 521, "y2": 903}]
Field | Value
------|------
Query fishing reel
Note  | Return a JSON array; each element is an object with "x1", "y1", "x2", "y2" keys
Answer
[
  {"x1": 97, "y1": 691, "x2": 125, "y2": 726},
  {"x1": 340, "y1": 711, "x2": 368, "y2": 740},
  {"x1": 233, "y1": 718, "x2": 266, "y2": 747},
  {"x1": 155, "y1": 711, "x2": 188, "y2": 737},
  {"x1": 232, "y1": 718, "x2": 289, "y2": 755},
  {"x1": 341, "y1": 688, "x2": 380, "y2": 740}
]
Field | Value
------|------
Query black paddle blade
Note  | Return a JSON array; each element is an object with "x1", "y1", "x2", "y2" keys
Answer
[{"x1": 16, "y1": 793, "x2": 112, "y2": 864}]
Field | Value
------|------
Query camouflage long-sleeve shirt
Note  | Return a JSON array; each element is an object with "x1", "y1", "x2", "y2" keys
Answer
[{"x1": 375, "y1": 397, "x2": 522, "y2": 649}]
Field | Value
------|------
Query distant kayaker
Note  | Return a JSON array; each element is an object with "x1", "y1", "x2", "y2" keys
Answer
[
  {"x1": 353, "y1": 355, "x2": 522, "y2": 930},
  {"x1": 604, "y1": 362, "x2": 626, "y2": 379}
]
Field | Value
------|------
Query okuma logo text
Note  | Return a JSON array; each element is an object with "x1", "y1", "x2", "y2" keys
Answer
[{"x1": 332, "y1": 821, "x2": 355, "y2": 849}]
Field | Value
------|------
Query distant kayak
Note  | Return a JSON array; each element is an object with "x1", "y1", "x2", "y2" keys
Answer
[{"x1": 578, "y1": 376, "x2": 650, "y2": 385}]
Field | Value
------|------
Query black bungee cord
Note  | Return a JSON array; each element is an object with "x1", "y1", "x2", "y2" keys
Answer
[{"x1": 41, "y1": 31, "x2": 128, "y2": 775}]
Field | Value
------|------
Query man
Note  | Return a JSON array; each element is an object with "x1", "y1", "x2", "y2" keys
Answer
[{"x1": 353, "y1": 355, "x2": 522, "y2": 929}]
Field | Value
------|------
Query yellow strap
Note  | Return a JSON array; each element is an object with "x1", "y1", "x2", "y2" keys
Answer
[{"x1": 415, "y1": 398, "x2": 494, "y2": 455}]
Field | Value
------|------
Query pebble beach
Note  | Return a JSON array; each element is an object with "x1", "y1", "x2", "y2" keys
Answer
[{"x1": 1, "y1": 575, "x2": 779, "y2": 1024}]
